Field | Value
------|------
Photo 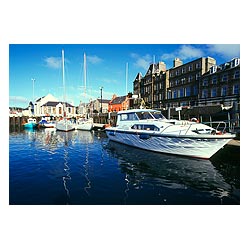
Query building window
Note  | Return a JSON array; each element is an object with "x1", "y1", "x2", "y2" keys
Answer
[
  {"x1": 211, "y1": 88, "x2": 217, "y2": 97},
  {"x1": 185, "y1": 86, "x2": 191, "y2": 97},
  {"x1": 202, "y1": 78, "x2": 208, "y2": 86},
  {"x1": 181, "y1": 67, "x2": 186, "y2": 74},
  {"x1": 233, "y1": 84, "x2": 240, "y2": 95},
  {"x1": 181, "y1": 78, "x2": 186, "y2": 84},
  {"x1": 193, "y1": 85, "x2": 198, "y2": 95},
  {"x1": 167, "y1": 90, "x2": 172, "y2": 99},
  {"x1": 173, "y1": 90, "x2": 177, "y2": 99},
  {"x1": 221, "y1": 86, "x2": 227, "y2": 96},
  {"x1": 179, "y1": 88, "x2": 184, "y2": 98},
  {"x1": 196, "y1": 62, "x2": 201, "y2": 69},
  {"x1": 234, "y1": 70, "x2": 240, "y2": 79},
  {"x1": 201, "y1": 89, "x2": 208, "y2": 98},
  {"x1": 188, "y1": 65, "x2": 193, "y2": 71},
  {"x1": 231, "y1": 58, "x2": 240, "y2": 68},
  {"x1": 212, "y1": 76, "x2": 217, "y2": 84},
  {"x1": 222, "y1": 74, "x2": 228, "y2": 82},
  {"x1": 210, "y1": 65, "x2": 217, "y2": 74},
  {"x1": 196, "y1": 72, "x2": 201, "y2": 80},
  {"x1": 188, "y1": 75, "x2": 193, "y2": 82}
]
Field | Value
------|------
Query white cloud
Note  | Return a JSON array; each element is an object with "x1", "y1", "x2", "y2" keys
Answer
[
  {"x1": 44, "y1": 57, "x2": 61, "y2": 69},
  {"x1": 87, "y1": 55, "x2": 103, "y2": 64},
  {"x1": 178, "y1": 45, "x2": 204, "y2": 59},
  {"x1": 9, "y1": 96, "x2": 29, "y2": 107},
  {"x1": 161, "y1": 45, "x2": 204, "y2": 61},
  {"x1": 206, "y1": 44, "x2": 240, "y2": 60},
  {"x1": 130, "y1": 53, "x2": 152, "y2": 71},
  {"x1": 9, "y1": 96, "x2": 29, "y2": 103}
]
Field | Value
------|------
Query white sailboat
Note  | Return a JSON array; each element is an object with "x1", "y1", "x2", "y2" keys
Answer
[
  {"x1": 56, "y1": 50, "x2": 75, "y2": 132},
  {"x1": 75, "y1": 52, "x2": 93, "y2": 131}
]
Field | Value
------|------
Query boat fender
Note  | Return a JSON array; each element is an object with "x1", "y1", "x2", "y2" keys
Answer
[
  {"x1": 104, "y1": 124, "x2": 111, "y2": 128},
  {"x1": 216, "y1": 131, "x2": 223, "y2": 135}
]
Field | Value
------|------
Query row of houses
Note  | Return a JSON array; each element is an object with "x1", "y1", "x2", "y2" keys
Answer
[
  {"x1": 133, "y1": 56, "x2": 240, "y2": 109},
  {"x1": 9, "y1": 93, "x2": 132, "y2": 118}
]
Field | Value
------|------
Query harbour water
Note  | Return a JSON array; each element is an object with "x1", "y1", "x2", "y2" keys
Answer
[{"x1": 9, "y1": 128, "x2": 240, "y2": 205}]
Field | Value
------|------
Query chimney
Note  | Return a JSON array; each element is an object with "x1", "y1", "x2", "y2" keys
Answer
[{"x1": 173, "y1": 58, "x2": 183, "y2": 68}]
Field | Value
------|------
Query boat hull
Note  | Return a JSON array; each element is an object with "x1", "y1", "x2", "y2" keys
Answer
[
  {"x1": 75, "y1": 123, "x2": 93, "y2": 131},
  {"x1": 56, "y1": 120, "x2": 75, "y2": 132},
  {"x1": 23, "y1": 123, "x2": 38, "y2": 129},
  {"x1": 105, "y1": 129, "x2": 234, "y2": 159}
]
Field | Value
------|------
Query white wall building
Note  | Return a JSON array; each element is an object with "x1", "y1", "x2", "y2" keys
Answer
[{"x1": 33, "y1": 93, "x2": 76, "y2": 117}]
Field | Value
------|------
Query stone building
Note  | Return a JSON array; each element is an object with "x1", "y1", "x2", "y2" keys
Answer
[
  {"x1": 167, "y1": 57, "x2": 216, "y2": 108},
  {"x1": 198, "y1": 58, "x2": 240, "y2": 107},
  {"x1": 133, "y1": 61, "x2": 168, "y2": 109}
]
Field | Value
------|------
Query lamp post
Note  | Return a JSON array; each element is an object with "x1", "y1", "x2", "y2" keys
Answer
[
  {"x1": 151, "y1": 74, "x2": 155, "y2": 108},
  {"x1": 31, "y1": 78, "x2": 35, "y2": 102},
  {"x1": 167, "y1": 89, "x2": 171, "y2": 119},
  {"x1": 31, "y1": 78, "x2": 35, "y2": 116},
  {"x1": 100, "y1": 86, "x2": 103, "y2": 113}
]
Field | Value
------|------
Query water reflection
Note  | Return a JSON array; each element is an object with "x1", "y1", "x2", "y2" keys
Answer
[
  {"x1": 106, "y1": 141, "x2": 240, "y2": 204},
  {"x1": 10, "y1": 129, "x2": 239, "y2": 205}
]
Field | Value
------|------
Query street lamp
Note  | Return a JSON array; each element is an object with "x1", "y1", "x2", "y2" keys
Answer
[
  {"x1": 100, "y1": 86, "x2": 103, "y2": 113},
  {"x1": 167, "y1": 89, "x2": 171, "y2": 119},
  {"x1": 31, "y1": 78, "x2": 35, "y2": 116},
  {"x1": 151, "y1": 74, "x2": 155, "y2": 108},
  {"x1": 31, "y1": 78, "x2": 35, "y2": 102}
]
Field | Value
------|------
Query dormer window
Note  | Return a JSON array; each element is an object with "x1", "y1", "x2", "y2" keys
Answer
[
  {"x1": 231, "y1": 58, "x2": 240, "y2": 68},
  {"x1": 210, "y1": 65, "x2": 217, "y2": 74}
]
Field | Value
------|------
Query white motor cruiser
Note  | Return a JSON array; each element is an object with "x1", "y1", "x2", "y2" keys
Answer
[{"x1": 105, "y1": 109, "x2": 236, "y2": 159}]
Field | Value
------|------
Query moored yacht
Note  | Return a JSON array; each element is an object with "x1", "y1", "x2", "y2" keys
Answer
[
  {"x1": 23, "y1": 118, "x2": 38, "y2": 129},
  {"x1": 75, "y1": 117, "x2": 93, "y2": 131},
  {"x1": 105, "y1": 109, "x2": 236, "y2": 159}
]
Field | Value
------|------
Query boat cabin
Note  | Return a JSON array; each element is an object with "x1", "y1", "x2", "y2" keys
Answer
[{"x1": 116, "y1": 109, "x2": 167, "y2": 129}]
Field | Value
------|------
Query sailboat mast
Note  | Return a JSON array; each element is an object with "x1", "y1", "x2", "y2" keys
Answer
[
  {"x1": 62, "y1": 50, "x2": 65, "y2": 102},
  {"x1": 84, "y1": 52, "x2": 87, "y2": 99},
  {"x1": 62, "y1": 49, "x2": 66, "y2": 117}
]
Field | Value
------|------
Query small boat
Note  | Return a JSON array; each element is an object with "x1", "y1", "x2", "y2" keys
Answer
[
  {"x1": 38, "y1": 118, "x2": 56, "y2": 128},
  {"x1": 75, "y1": 117, "x2": 93, "y2": 131},
  {"x1": 23, "y1": 118, "x2": 38, "y2": 129},
  {"x1": 56, "y1": 118, "x2": 75, "y2": 132},
  {"x1": 105, "y1": 109, "x2": 236, "y2": 159}
]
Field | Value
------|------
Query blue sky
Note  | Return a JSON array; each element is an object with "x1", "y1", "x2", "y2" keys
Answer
[{"x1": 9, "y1": 44, "x2": 240, "y2": 108}]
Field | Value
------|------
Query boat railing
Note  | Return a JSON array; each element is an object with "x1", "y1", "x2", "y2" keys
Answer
[
  {"x1": 202, "y1": 121, "x2": 227, "y2": 133},
  {"x1": 183, "y1": 121, "x2": 228, "y2": 135}
]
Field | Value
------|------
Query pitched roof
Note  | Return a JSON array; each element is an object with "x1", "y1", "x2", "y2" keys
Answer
[
  {"x1": 97, "y1": 99, "x2": 110, "y2": 104},
  {"x1": 42, "y1": 101, "x2": 75, "y2": 107},
  {"x1": 110, "y1": 95, "x2": 127, "y2": 104}
]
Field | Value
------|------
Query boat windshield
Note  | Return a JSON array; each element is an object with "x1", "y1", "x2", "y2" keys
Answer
[
  {"x1": 151, "y1": 111, "x2": 166, "y2": 119},
  {"x1": 136, "y1": 111, "x2": 154, "y2": 120}
]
